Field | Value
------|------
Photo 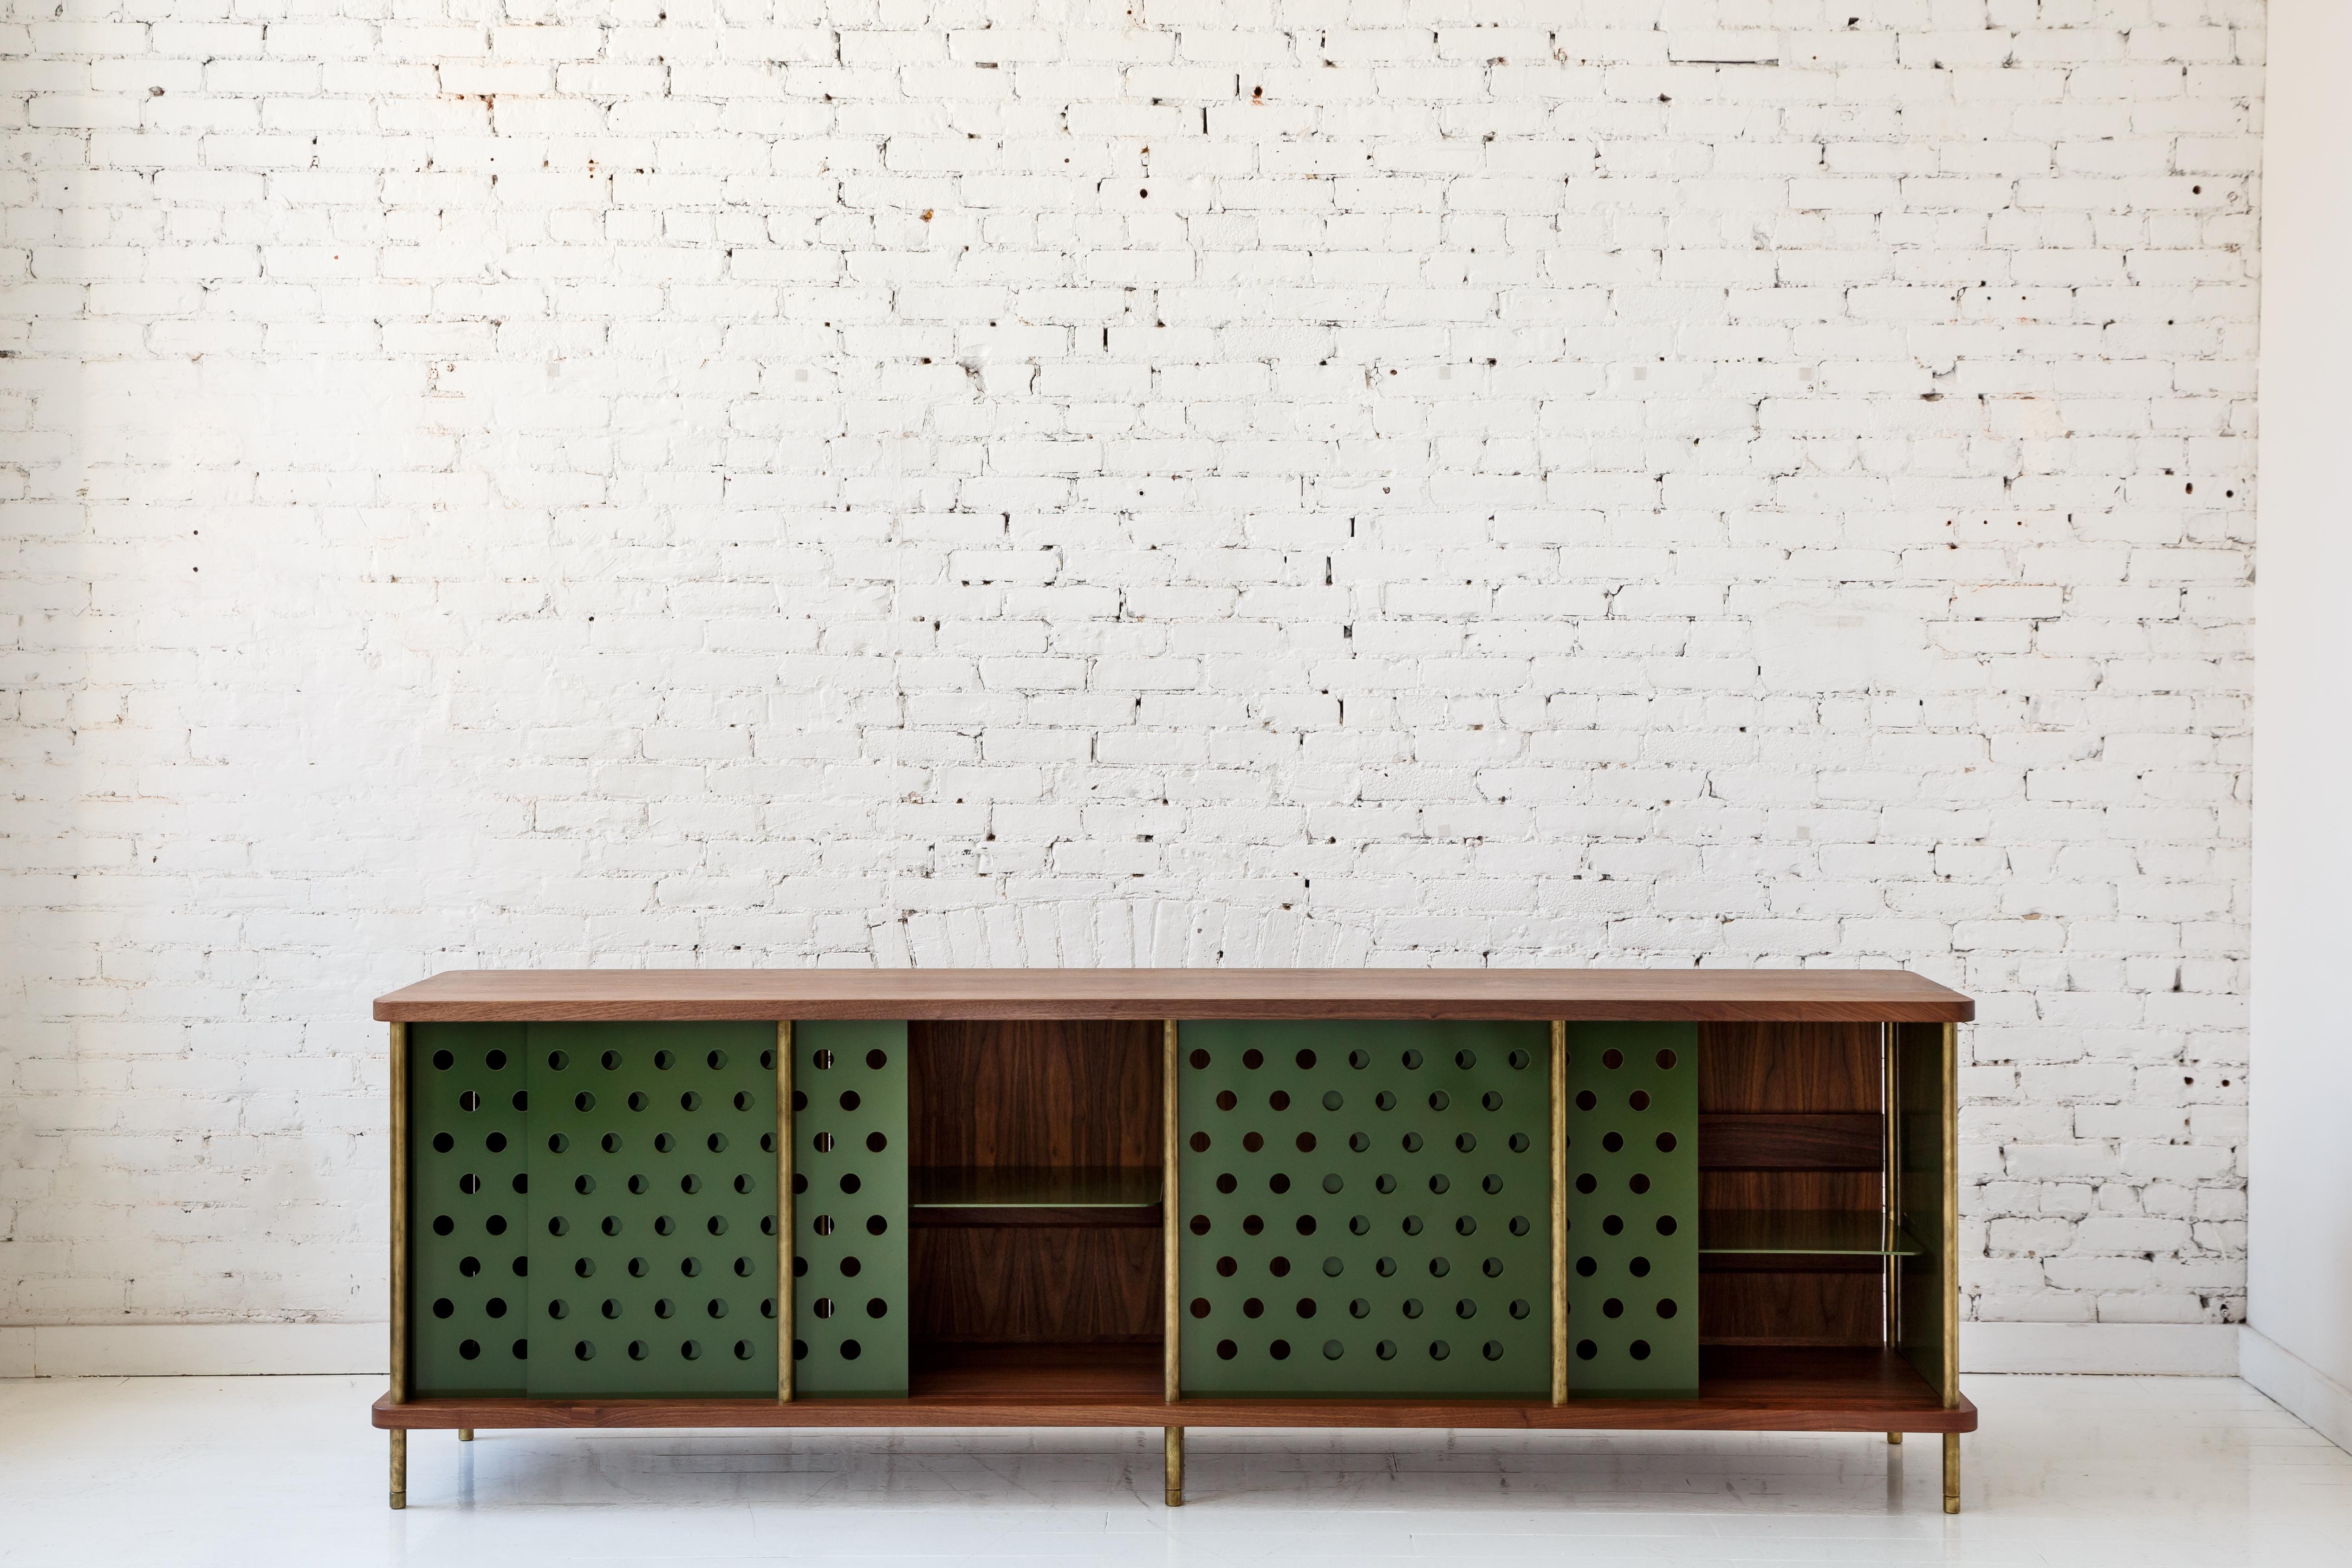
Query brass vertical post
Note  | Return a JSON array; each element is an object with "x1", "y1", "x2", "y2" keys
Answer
[
  {"x1": 1163, "y1": 1425, "x2": 1184, "y2": 1507},
  {"x1": 458, "y1": 1428, "x2": 473, "y2": 1443},
  {"x1": 1550, "y1": 1019, "x2": 1567, "y2": 1405},
  {"x1": 778, "y1": 1020, "x2": 794, "y2": 1403},
  {"x1": 389, "y1": 1427, "x2": 406, "y2": 1511},
  {"x1": 1943, "y1": 1431, "x2": 1960, "y2": 1514},
  {"x1": 1883, "y1": 1020, "x2": 1899, "y2": 1447},
  {"x1": 1163, "y1": 1018, "x2": 1180, "y2": 1406},
  {"x1": 1941, "y1": 1020, "x2": 1961, "y2": 1514},
  {"x1": 389, "y1": 1021, "x2": 408, "y2": 1408}
]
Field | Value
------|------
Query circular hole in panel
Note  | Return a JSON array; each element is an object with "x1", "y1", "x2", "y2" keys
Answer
[
  {"x1": 1482, "y1": 1257, "x2": 1503, "y2": 1277},
  {"x1": 1509, "y1": 1048, "x2": 1530, "y2": 1070},
  {"x1": 1242, "y1": 1049, "x2": 1263, "y2": 1071},
  {"x1": 1241, "y1": 1215, "x2": 1263, "y2": 1236},
  {"x1": 1269, "y1": 1257, "x2": 1291, "y2": 1278},
  {"x1": 547, "y1": 1051, "x2": 569, "y2": 1071},
  {"x1": 1602, "y1": 1132, "x2": 1624, "y2": 1154},
  {"x1": 432, "y1": 1132, "x2": 455, "y2": 1154},
  {"x1": 1322, "y1": 1090, "x2": 1344, "y2": 1112},
  {"x1": 762, "y1": 1299, "x2": 775, "y2": 1319},
  {"x1": 1455, "y1": 1049, "x2": 1477, "y2": 1069},
  {"x1": 575, "y1": 1258, "x2": 595, "y2": 1278},
  {"x1": 628, "y1": 1092, "x2": 648, "y2": 1113},
  {"x1": 1575, "y1": 1256, "x2": 1596, "y2": 1277},
  {"x1": 708, "y1": 1217, "x2": 728, "y2": 1236},
  {"x1": 1190, "y1": 1298, "x2": 1211, "y2": 1318},
  {"x1": 432, "y1": 1298, "x2": 454, "y2": 1319},
  {"x1": 1296, "y1": 1297, "x2": 1317, "y2": 1318},
  {"x1": 1402, "y1": 1216, "x2": 1423, "y2": 1236},
  {"x1": 1481, "y1": 1091, "x2": 1503, "y2": 1112},
  {"x1": 1455, "y1": 1216, "x2": 1476, "y2": 1236},
  {"x1": 574, "y1": 1340, "x2": 594, "y2": 1361},
  {"x1": 1402, "y1": 1132, "x2": 1423, "y2": 1153},
  {"x1": 1295, "y1": 1049, "x2": 1316, "y2": 1070},
  {"x1": 1656, "y1": 1048, "x2": 1677, "y2": 1071},
  {"x1": 838, "y1": 1090, "x2": 860, "y2": 1112},
  {"x1": 486, "y1": 1215, "x2": 507, "y2": 1236},
  {"x1": 1270, "y1": 1171, "x2": 1290, "y2": 1194},
  {"x1": 790, "y1": 1177, "x2": 805, "y2": 1196},
  {"x1": 602, "y1": 1051, "x2": 622, "y2": 1071},
  {"x1": 813, "y1": 1297, "x2": 834, "y2": 1319},
  {"x1": 629, "y1": 1340, "x2": 648, "y2": 1360},
  {"x1": 432, "y1": 1216, "x2": 454, "y2": 1236},
  {"x1": 1602, "y1": 1049, "x2": 1624, "y2": 1069},
  {"x1": 1376, "y1": 1257, "x2": 1397, "y2": 1277},
  {"x1": 1269, "y1": 1340, "x2": 1292, "y2": 1360},
  {"x1": 1216, "y1": 1256, "x2": 1238, "y2": 1277},
  {"x1": 628, "y1": 1175, "x2": 648, "y2": 1196},
  {"x1": 1349, "y1": 1298, "x2": 1370, "y2": 1319},
  {"x1": 840, "y1": 1257, "x2": 860, "y2": 1276},
  {"x1": 513, "y1": 1174, "x2": 528, "y2": 1195},
  {"x1": 655, "y1": 1132, "x2": 675, "y2": 1154},
  {"x1": 761, "y1": 1216, "x2": 777, "y2": 1237},
  {"x1": 1189, "y1": 1215, "x2": 1211, "y2": 1236},
  {"x1": 1402, "y1": 1049, "x2": 1423, "y2": 1070},
  {"x1": 735, "y1": 1257, "x2": 753, "y2": 1277},
  {"x1": 682, "y1": 1340, "x2": 702, "y2": 1360},
  {"x1": 654, "y1": 1216, "x2": 674, "y2": 1236},
  {"x1": 602, "y1": 1217, "x2": 621, "y2": 1237},
  {"x1": 1657, "y1": 1298, "x2": 1678, "y2": 1318},
  {"x1": 793, "y1": 1339, "x2": 807, "y2": 1360},
  {"x1": 1576, "y1": 1173, "x2": 1597, "y2": 1195},
  {"x1": 1375, "y1": 1091, "x2": 1396, "y2": 1111},
  {"x1": 1349, "y1": 1049, "x2": 1370, "y2": 1069},
  {"x1": 1216, "y1": 1340, "x2": 1238, "y2": 1360},
  {"x1": 1428, "y1": 1091, "x2": 1450, "y2": 1112},
  {"x1": 1455, "y1": 1298, "x2": 1475, "y2": 1319},
  {"x1": 460, "y1": 1256, "x2": 481, "y2": 1278},
  {"x1": 1575, "y1": 1090, "x2": 1597, "y2": 1112},
  {"x1": 1603, "y1": 1215, "x2": 1624, "y2": 1236},
  {"x1": 1429, "y1": 1340, "x2": 1450, "y2": 1361},
  {"x1": 734, "y1": 1092, "x2": 753, "y2": 1113},
  {"x1": 760, "y1": 1050, "x2": 774, "y2": 1070},
  {"x1": 654, "y1": 1051, "x2": 674, "y2": 1071},
  {"x1": 1429, "y1": 1257, "x2": 1451, "y2": 1277},
  {"x1": 1455, "y1": 1133, "x2": 1476, "y2": 1154},
  {"x1": 1429, "y1": 1174, "x2": 1450, "y2": 1195},
  {"x1": 1656, "y1": 1216, "x2": 1678, "y2": 1236},
  {"x1": 1269, "y1": 1091, "x2": 1291, "y2": 1113},
  {"x1": 1630, "y1": 1340, "x2": 1653, "y2": 1360},
  {"x1": 1348, "y1": 1132, "x2": 1370, "y2": 1153},
  {"x1": 459, "y1": 1091, "x2": 481, "y2": 1113},
  {"x1": 735, "y1": 1340, "x2": 754, "y2": 1360},
  {"x1": 865, "y1": 1131, "x2": 887, "y2": 1152},
  {"x1": 1189, "y1": 1048, "x2": 1210, "y2": 1071},
  {"x1": 682, "y1": 1092, "x2": 702, "y2": 1113},
  {"x1": 1509, "y1": 1132, "x2": 1530, "y2": 1153},
  {"x1": 1243, "y1": 1298, "x2": 1264, "y2": 1318},
  {"x1": 812, "y1": 1049, "x2": 833, "y2": 1070},
  {"x1": 1630, "y1": 1256, "x2": 1652, "y2": 1276},
  {"x1": 1348, "y1": 1215, "x2": 1369, "y2": 1236},
  {"x1": 1508, "y1": 1215, "x2": 1530, "y2": 1236},
  {"x1": 1215, "y1": 1090, "x2": 1238, "y2": 1112},
  {"x1": 1215, "y1": 1173, "x2": 1237, "y2": 1195},
  {"x1": 547, "y1": 1300, "x2": 569, "y2": 1320},
  {"x1": 1403, "y1": 1298, "x2": 1423, "y2": 1319},
  {"x1": 459, "y1": 1173, "x2": 481, "y2": 1196},
  {"x1": 736, "y1": 1175, "x2": 755, "y2": 1195},
  {"x1": 1295, "y1": 1132, "x2": 1317, "y2": 1153},
  {"x1": 1323, "y1": 1340, "x2": 1344, "y2": 1360},
  {"x1": 431, "y1": 1049, "x2": 456, "y2": 1072},
  {"x1": 1483, "y1": 1175, "x2": 1504, "y2": 1195},
  {"x1": 1483, "y1": 1340, "x2": 1505, "y2": 1361},
  {"x1": 866, "y1": 1297, "x2": 889, "y2": 1318},
  {"x1": 864, "y1": 1048, "x2": 887, "y2": 1070},
  {"x1": 707, "y1": 1051, "x2": 728, "y2": 1071},
  {"x1": 575, "y1": 1175, "x2": 595, "y2": 1196},
  {"x1": 1376, "y1": 1340, "x2": 1397, "y2": 1360},
  {"x1": 1321, "y1": 1256, "x2": 1342, "y2": 1277},
  {"x1": 1242, "y1": 1132, "x2": 1264, "y2": 1153},
  {"x1": 682, "y1": 1257, "x2": 702, "y2": 1277},
  {"x1": 1630, "y1": 1173, "x2": 1650, "y2": 1194},
  {"x1": 1629, "y1": 1090, "x2": 1651, "y2": 1112},
  {"x1": 837, "y1": 1173, "x2": 858, "y2": 1194},
  {"x1": 1510, "y1": 1298, "x2": 1532, "y2": 1319},
  {"x1": 655, "y1": 1299, "x2": 674, "y2": 1318},
  {"x1": 1577, "y1": 1340, "x2": 1598, "y2": 1360},
  {"x1": 602, "y1": 1299, "x2": 621, "y2": 1319},
  {"x1": 1374, "y1": 1174, "x2": 1397, "y2": 1196},
  {"x1": 682, "y1": 1175, "x2": 702, "y2": 1195},
  {"x1": 866, "y1": 1215, "x2": 888, "y2": 1236},
  {"x1": 629, "y1": 1257, "x2": 648, "y2": 1277},
  {"x1": 601, "y1": 1134, "x2": 621, "y2": 1155},
  {"x1": 571, "y1": 1092, "x2": 592, "y2": 1113},
  {"x1": 548, "y1": 1217, "x2": 569, "y2": 1238},
  {"x1": 1656, "y1": 1132, "x2": 1678, "y2": 1153},
  {"x1": 1603, "y1": 1298, "x2": 1624, "y2": 1319},
  {"x1": 460, "y1": 1340, "x2": 481, "y2": 1360},
  {"x1": 1189, "y1": 1132, "x2": 1211, "y2": 1153}
]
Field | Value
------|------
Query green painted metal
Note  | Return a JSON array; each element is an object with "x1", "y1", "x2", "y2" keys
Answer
[
  {"x1": 407, "y1": 1022, "x2": 530, "y2": 1397},
  {"x1": 521, "y1": 1022, "x2": 782, "y2": 1398},
  {"x1": 1176, "y1": 1020, "x2": 1553, "y2": 1397},
  {"x1": 1560, "y1": 1021, "x2": 1698, "y2": 1398},
  {"x1": 791, "y1": 1020, "x2": 909, "y2": 1397}
]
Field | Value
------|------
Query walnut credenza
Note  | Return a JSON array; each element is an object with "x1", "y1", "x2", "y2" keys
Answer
[{"x1": 371, "y1": 968, "x2": 1974, "y2": 1511}]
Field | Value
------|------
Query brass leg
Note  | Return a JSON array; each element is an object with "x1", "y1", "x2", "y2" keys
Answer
[
  {"x1": 1887, "y1": 1431, "x2": 1903, "y2": 1444},
  {"x1": 1942, "y1": 1431, "x2": 1960, "y2": 1514},
  {"x1": 459, "y1": 1428, "x2": 474, "y2": 1443},
  {"x1": 390, "y1": 1428, "x2": 407, "y2": 1510},
  {"x1": 1163, "y1": 1426, "x2": 1184, "y2": 1507}
]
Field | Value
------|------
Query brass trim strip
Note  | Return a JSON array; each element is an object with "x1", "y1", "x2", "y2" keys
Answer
[
  {"x1": 1163, "y1": 1425, "x2": 1184, "y2": 1506},
  {"x1": 1163, "y1": 1018, "x2": 1181, "y2": 1405},
  {"x1": 389, "y1": 1427, "x2": 406, "y2": 1510},
  {"x1": 1882, "y1": 1021, "x2": 1898, "y2": 1345},
  {"x1": 778, "y1": 1020, "x2": 794, "y2": 1403},
  {"x1": 1550, "y1": 1018, "x2": 1567, "y2": 1406},
  {"x1": 389, "y1": 1020, "x2": 408, "y2": 1407},
  {"x1": 1942, "y1": 1020, "x2": 1960, "y2": 1408}
]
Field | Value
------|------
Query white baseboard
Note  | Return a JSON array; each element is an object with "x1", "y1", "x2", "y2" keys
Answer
[
  {"x1": 1959, "y1": 1321, "x2": 2241, "y2": 1376},
  {"x1": 0, "y1": 1323, "x2": 388, "y2": 1378},
  {"x1": 2240, "y1": 1325, "x2": 2352, "y2": 1453}
]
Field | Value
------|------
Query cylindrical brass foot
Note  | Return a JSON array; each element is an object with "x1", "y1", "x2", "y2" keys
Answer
[
  {"x1": 1942, "y1": 1431, "x2": 1960, "y2": 1514},
  {"x1": 390, "y1": 1429, "x2": 407, "y2": 1510},
  {"x1": 1887, "y1": 1431, "x2": 1903, "y2": 1445},
  {"x1": 1163, "y1": 1426, "x2": 1184, "y2": 1507},
  {"x1": 459, "y1": 1428, "x2": 474, "y2": 1442}
]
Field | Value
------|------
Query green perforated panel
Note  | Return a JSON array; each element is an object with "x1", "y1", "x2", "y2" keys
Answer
[
  {"x1": 408, "y1": 1023, "x2": 530, "y2": 1396},
  {"x1": 1561, "y1": 1021, "x2": 1698, "y2": 1397},
  {"x1": 791, "y1": 1020, "x2": 909, "y2": 1397},
  {"x1": 521, "y1": 1022, "x2": 782, "y2": 1397},
  {"x1": 1177, "y1": 1020, "x2": 1552, "y2": 1397}
]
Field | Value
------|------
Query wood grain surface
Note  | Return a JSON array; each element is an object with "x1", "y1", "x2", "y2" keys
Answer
[
  {"x1": 910, "y1": 1227, "x2": 1163, "y2": 1343},
  {"x1": 373, "y1": 969, "x2": 1975, "y2": 1023},
  {"x1": 370, "y1": 1346, "x2": 1976, "y2": 1432}
]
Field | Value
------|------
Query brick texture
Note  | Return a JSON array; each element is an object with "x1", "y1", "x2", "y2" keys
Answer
[{"x1": 0, "y1": 1, "x2": 2257, "y2": 1329}]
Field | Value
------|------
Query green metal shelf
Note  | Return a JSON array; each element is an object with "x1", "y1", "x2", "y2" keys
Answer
[{"x1": 1698, "y1": 1210, "x2": 1923, "y2": 1257}]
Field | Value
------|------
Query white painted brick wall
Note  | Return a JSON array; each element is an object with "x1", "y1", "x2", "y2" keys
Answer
[{"x1": 0, "y1": 1, "x2": 2259, "y2": 1331}]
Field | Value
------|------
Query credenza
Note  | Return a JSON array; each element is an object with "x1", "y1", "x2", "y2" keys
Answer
[{"x1": 371, "y1": 968, "x2": 1974, "y2": 1512}]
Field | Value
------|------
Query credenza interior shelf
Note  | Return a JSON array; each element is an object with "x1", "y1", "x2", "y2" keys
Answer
[{"x1": 373, "y1": 969, "x2": 1973, "y2": 1514}]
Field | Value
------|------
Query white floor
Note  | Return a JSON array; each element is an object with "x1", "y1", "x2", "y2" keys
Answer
[{"x1": 0, "y1": 1375, "x2": 2347, "y2": 1566}]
